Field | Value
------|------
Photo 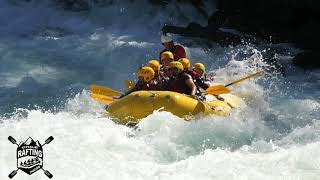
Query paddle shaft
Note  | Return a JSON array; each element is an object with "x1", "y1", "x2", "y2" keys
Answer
[{"x1": 225, "y1": 71, "x2": 263, "y2": 87}]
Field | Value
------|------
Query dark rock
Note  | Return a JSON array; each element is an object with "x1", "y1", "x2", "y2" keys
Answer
[
  {"x1": 161, "y1": 0, "x2": 320, "y2": 68},
  {"x1": 293, "y1": 9, "x2": 320, "y2": 50},
  {"x1": 218, "y1": 0, "x2": 320, "y2": 44},
  {"x1": 292, "y1": 51, "x2": 320, "y2": 69},
  {"x1": 189, "y1": 0, "x2": 208, "y2": 18},
  {"x1": 162, "y1": 23, "x2": 241, "y2": 46},
  {"x1": 216, "y1": 0, "x2": 320, "y2": 69},
  {"x1": 207, "y1": 11, "x2": 228, "y2": 31}
]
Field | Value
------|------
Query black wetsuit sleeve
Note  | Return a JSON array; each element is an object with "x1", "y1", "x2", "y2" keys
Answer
[
  {"x1": 195, "y1": 77, "x2": 209, "y2": 90},
  {"x1": 121, "y1": 80, "x2": 143, "y2": 97}
]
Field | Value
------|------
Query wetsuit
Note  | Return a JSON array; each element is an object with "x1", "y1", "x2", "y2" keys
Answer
[{"x1": 167, "y1": 72, "x2": 193, "y2": 95}]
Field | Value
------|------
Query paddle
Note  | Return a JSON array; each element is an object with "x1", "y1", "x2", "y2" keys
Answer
[
  {"x1": 7, "y1": 137, "x2": 20, "y2": 178},
  {"x1": 8, "y1": 169, "x2": 18, "y2": 179},
  {"x1": 89, "y1": 84, "x2": 122, "y2": 104},
  {"x1": 42, "y1": 168, "x2": 53, "y2": 178},
  {"x1": 124, "y1": 80, "x2": 136, "y2": 90},
  {"x1": 90, "y1": 84, "x2": 123, "y2": 96},
  {"x1": 204, "y1": 85, "x2": 230, "y2": 94},
  {"x1": 225, "y1": 70, "x2": 264, "y2": 87},
  {"x1": 8, "y1": 136, "x2": 18, "y2": 146},
  {"x1": 90, "y1": 93, "x2": 115, "y2": 104},
  {"x1": 42, "y1": 136, "x2": 54, "y2": 147},
  {"x1": 205, "y1": 70, "x2": 264, "y2": 95}
]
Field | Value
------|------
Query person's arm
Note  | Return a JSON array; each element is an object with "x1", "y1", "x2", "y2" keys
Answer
[
  {"x1": 114, "y1": 80, "x2": 142, "y2": 99},
  {"x1": 185, "y1": 78, "x2": 197, "y2": 98},
  {"x1": 124, "y1": 85, "x2": 139, "y2": 96}
]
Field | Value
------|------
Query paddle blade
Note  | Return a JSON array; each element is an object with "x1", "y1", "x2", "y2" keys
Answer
[
  {"x1": 90, "y1": 93, "x2": 115, "y2": 104},
  {"x1": 205, "y1": 85, "x2": 230, "y2": 95},
  {"x1": 90, "y1": 84, "x2": 123, "y2": 96},
  {"x1": 8, "y1": 170, "x2": 18, "y2": 179},
  {"x1": 44, "y1": 136, "x2": 54, "y2": 145},
  {"x1": 8, "y1": 136, "x2": 17, "y2": 145},
  {"x1": 124, "y1": 80, "x2": 136, "y2": 90},
  {"x1": 43, "y1": 170, "x2": 53, "y2": 179}
]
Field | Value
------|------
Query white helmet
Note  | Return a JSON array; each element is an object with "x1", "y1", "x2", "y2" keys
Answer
[{"x1": 161, "y1": 34, "x2": 173, "y2": 43}]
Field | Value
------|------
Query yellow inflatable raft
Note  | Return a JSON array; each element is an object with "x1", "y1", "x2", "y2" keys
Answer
[{"x1": 106, "y1": 91, "x2": 244, "y2": 125}]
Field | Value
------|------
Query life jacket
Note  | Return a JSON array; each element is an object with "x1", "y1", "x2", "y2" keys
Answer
[
  {"x1": 187, "y1": 70, "x2": 198, "y2": 78},
  {"x1": 151, "y1": 73, "x2": 168, "y2": 91},
  {"x1": 168, "y1": 72, "x2": 193, "y2": 95},
  {"x1": 160, "y1": 44, "x2": 186, "y2": 61},
  {"x1": 140, "y1": 79, "x2": 158, "y2": 91},
  {"x1": 159, "y1": 67, "x2": 170, "y2": 80}
]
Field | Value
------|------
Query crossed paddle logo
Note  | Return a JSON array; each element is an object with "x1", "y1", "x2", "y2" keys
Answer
[{"x1": 8, "y1": 136, "x2": 54, "y2": 178}]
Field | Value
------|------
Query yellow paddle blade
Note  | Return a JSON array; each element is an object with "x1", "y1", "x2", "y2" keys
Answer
[
  {"x1": 124, "y1": 80, "x2": 136, "y2": 90},
  {"x1": 90, "y1": 84, "x2": 123, "y2": 96},
  {"x1": 205, "y1": 85, "x2": 230, "y2": 95},
  {"x1": 90, "y1": 93, "x2": 115, "y2": 104}
]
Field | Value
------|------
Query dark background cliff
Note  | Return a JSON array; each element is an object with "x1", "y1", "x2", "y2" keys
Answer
[
  {"x1": 162, "y1": 0, "x2": 320, "y2": 69},
  {"x1": 53, "y1": 0, "x2": 320, "y2": 68}
]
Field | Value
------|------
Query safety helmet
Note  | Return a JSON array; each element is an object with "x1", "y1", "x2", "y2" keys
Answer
[
  {"x1": 138, "y1": 67, "x2": 155, "y2": 82},
  {"x1": 161, "y1": 34, "x2": 173, "y2": 43},
  {"x1": 160, "y1": 51, "x2": 174, "y2": 63},
  {"x1": 147, "y1": 60, "x2": 160, "y2": 73},
  {"x1": 168, "y1": 61, "x2": 184, "y2": 73},
  {"x1": 178, "y1": 58, "x2": 191, "y2": 71},
  {"x1": 193, "y1": 63, "x2": 206, "y2": 73}
]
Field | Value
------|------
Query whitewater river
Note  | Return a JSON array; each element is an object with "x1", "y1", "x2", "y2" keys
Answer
[{"x1": 0, "y1": 1, "x2": 319, "y2": 179}]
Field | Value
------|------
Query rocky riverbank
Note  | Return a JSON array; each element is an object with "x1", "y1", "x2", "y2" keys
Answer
[{"x1": 161, "y1": 0, "x2": 320, "y2": 69}]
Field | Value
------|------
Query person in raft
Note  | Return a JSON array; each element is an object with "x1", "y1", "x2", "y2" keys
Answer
[
  {"x1": 166, "y1": 61, "x2": 198, "y2": 99},
  {"x1": 159, "y1": 34, "x2": 186, "y2": 61},
  {"x1": 146, "y1": 59, "x2": 167, "y2": 90},
  {"x1": 114, "y1": 66, "x2": 158, "y2": 99},
  {"x1": 178, "y1": 58, "x2": 208, "y2": 100},
  {"x1": 159, "y1": 51, "x2": 174, "y2": 79},
  {"x1": 192, "y1": 62, "x2": 214, "y2": 84}
]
